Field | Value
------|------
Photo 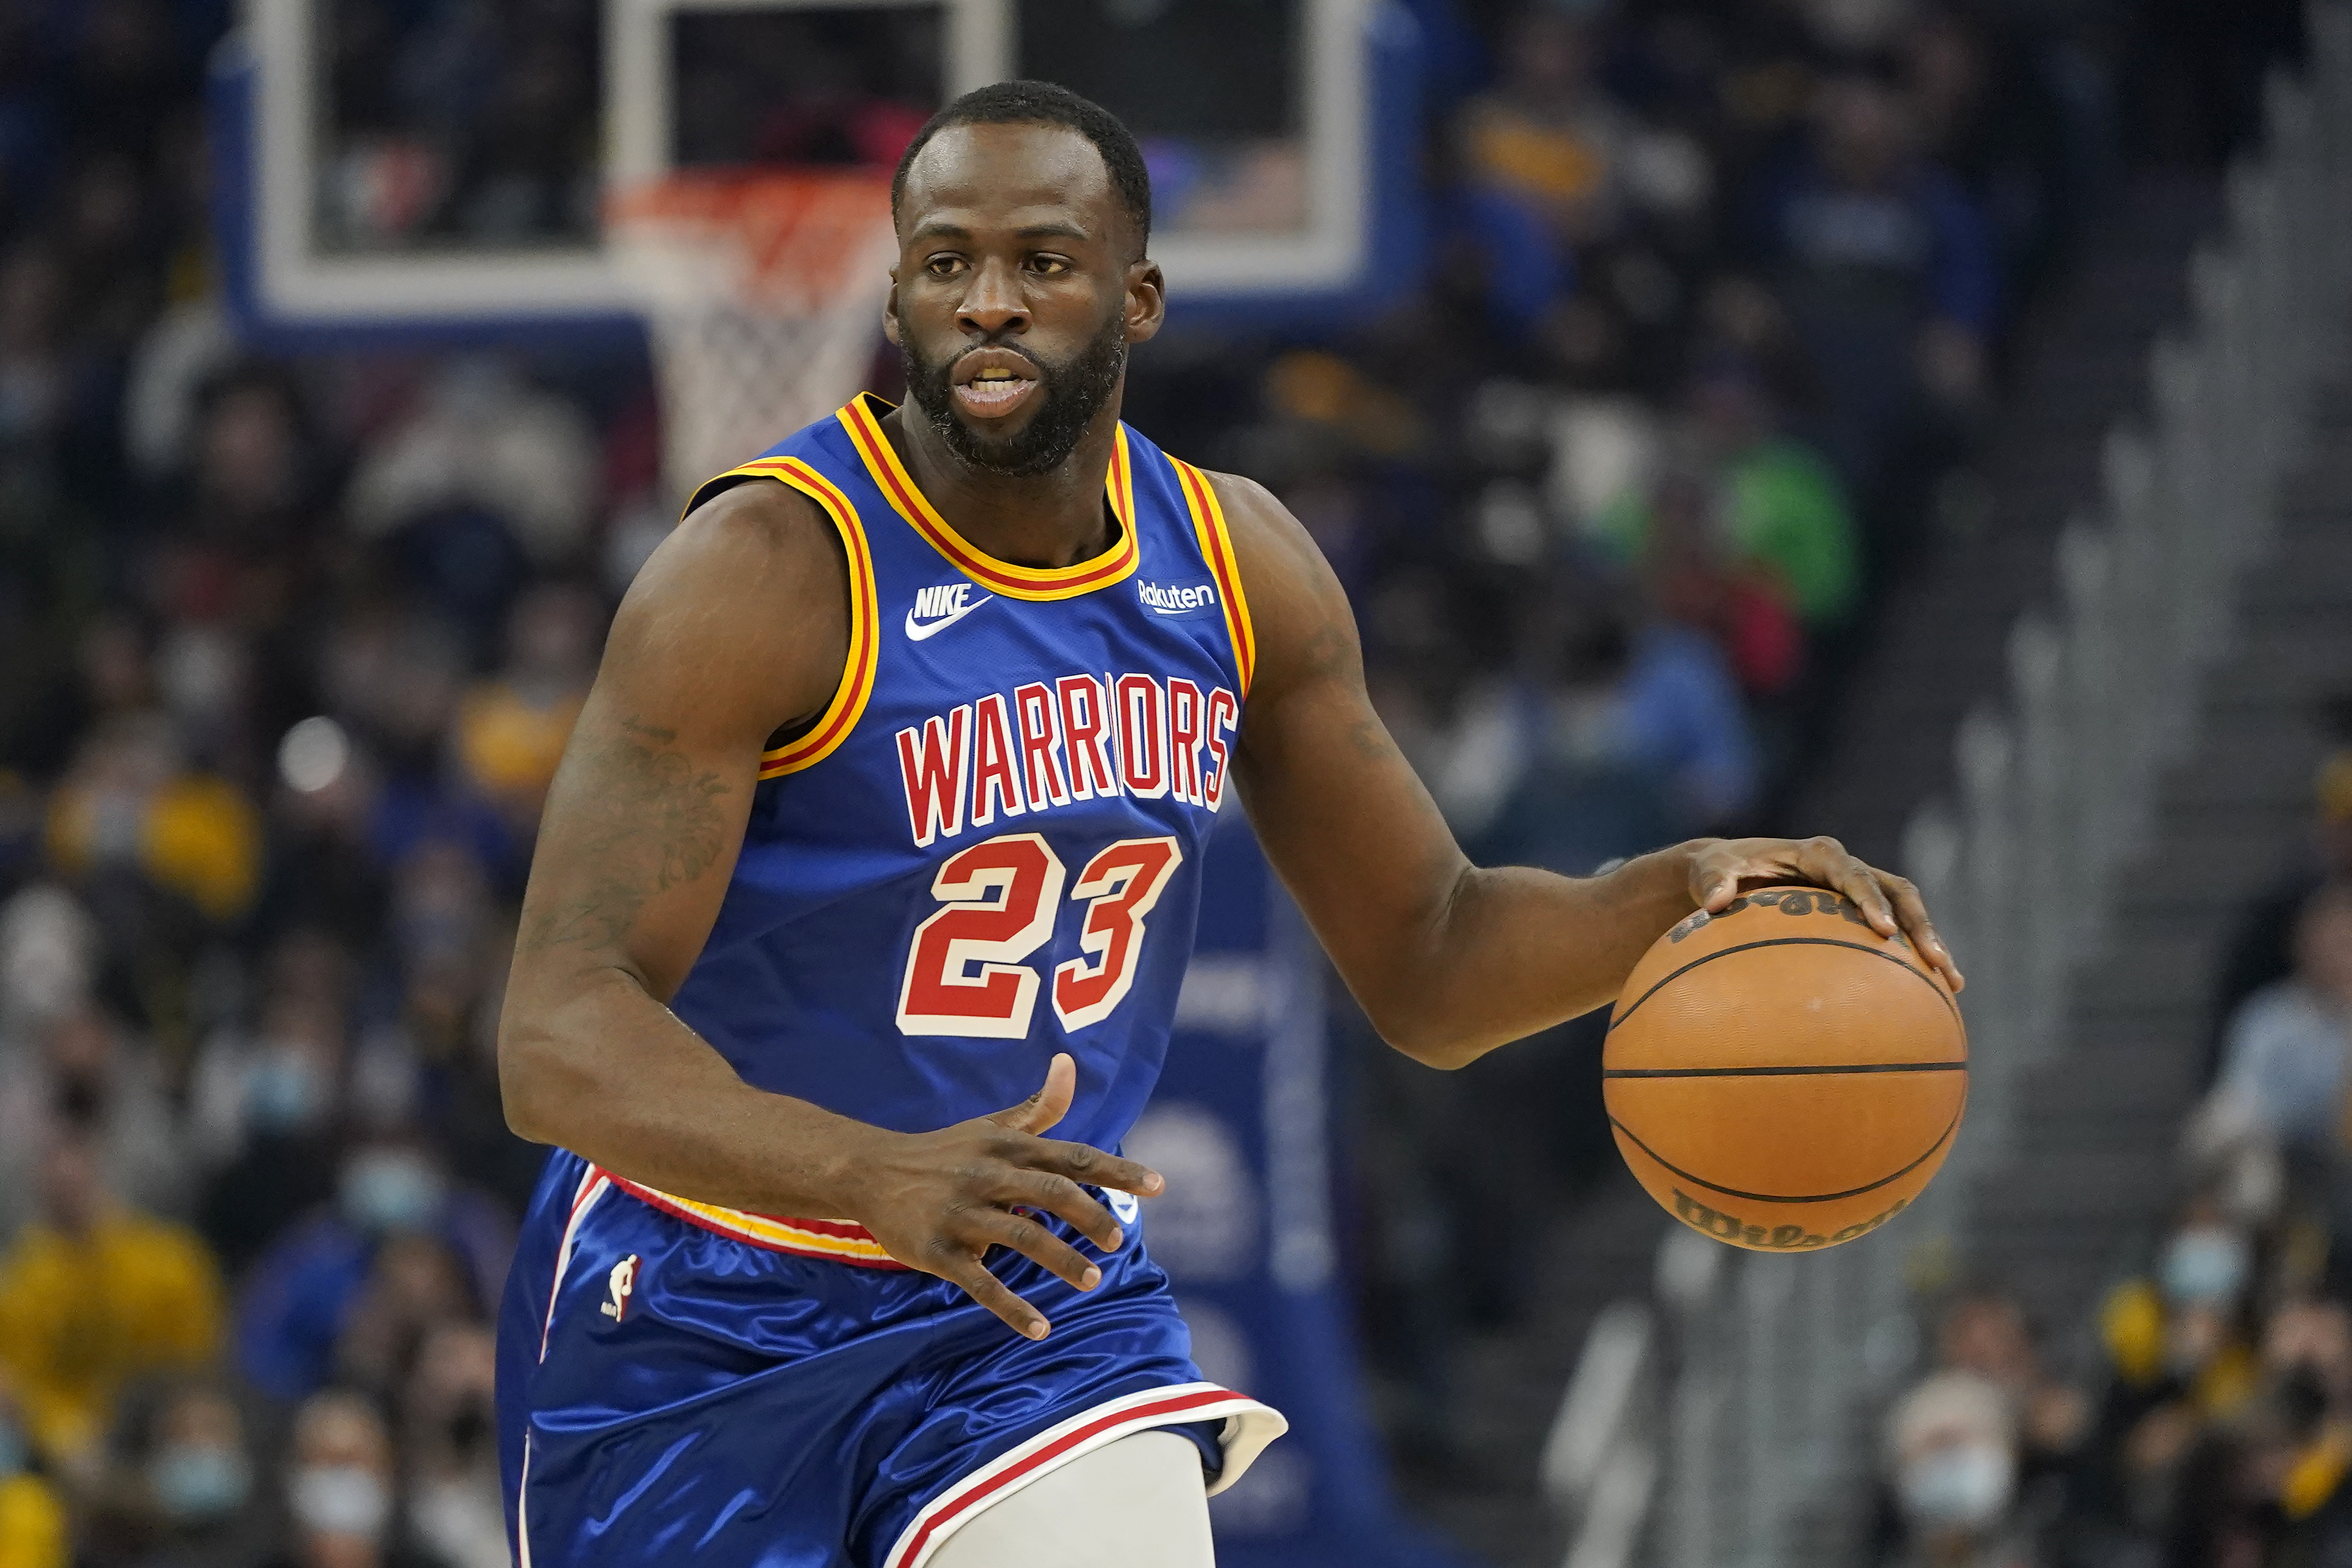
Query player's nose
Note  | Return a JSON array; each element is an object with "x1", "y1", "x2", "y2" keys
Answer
[{"x1": 956, "y1": 256, "x2": 1028, "y2": 337}]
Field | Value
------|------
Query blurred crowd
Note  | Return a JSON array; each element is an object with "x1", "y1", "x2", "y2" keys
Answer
[
  {"x1": 0, "y1": 0, "x2": 2315, "y2": 1566},
  {"x1": 0, "y1": 4, "x2": 642, "y2": 1566},
  {"x1": 1271, "y1": 0, "x2": 2301, "y2": 1481},
  {"x1": 1858, "y1": 745, "x2": 2352, "y2": 1568}
]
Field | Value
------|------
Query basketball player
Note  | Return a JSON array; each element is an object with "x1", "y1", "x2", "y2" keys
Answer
[{"x1": 494, "y1": 81, "x2": 1961, "y2": 1568}]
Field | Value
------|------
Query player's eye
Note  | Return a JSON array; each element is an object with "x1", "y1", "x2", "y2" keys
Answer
[
  {"x1": 924, "y1": 255, "x2": 967, "y2": 277},
  {"x1": 1027, "y1": 255, "x2": 1072, "y2": 276}
]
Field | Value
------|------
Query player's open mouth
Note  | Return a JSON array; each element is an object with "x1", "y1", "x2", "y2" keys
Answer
[{"x1": 951, "y1": 352, "x2": 1041, "y2": 419}]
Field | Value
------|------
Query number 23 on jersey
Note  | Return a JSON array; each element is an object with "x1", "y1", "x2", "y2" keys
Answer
[{"x1": 895, "y1": 833, "x2": 1183, "y2": 1038}]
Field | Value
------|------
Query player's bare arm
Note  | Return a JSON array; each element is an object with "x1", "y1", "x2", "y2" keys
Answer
[
  {"x1": 497, "y1": 478, "x2": 1159, "y2": 1340},
  {"x1": 1219, "y1": 473, "x2": 1963, "y2": 1071}
]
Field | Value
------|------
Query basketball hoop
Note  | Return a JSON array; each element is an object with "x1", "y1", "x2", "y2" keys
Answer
[{"x1": 609, "y1": 169, "x2": 898, "y2": 505}]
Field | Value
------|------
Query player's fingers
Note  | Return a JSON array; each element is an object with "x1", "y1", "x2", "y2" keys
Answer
[
  {"x1": 984, "y1": 1052, "x2": 1077, "y2": 1136},
  {"x1": 1005, "y1": 1169, "x2": 1125, "y2": 1254},
  {"x1": 962, "y1": 1207, "x2": 1103, "y2": 1293},
  {"x1": 928, "y1": 1243, "x2": 1052, "y2": 1340},
  {"x1": 1028, "y1": 1136, "x2": 1164, "y2": 1199},
  {"x1": 1810, "y1": 841, "x2": 1898, "y2": 937},
  {"x1": 1881, "y1": 870, "x2": 1965, "y2": 991},
  {"x1": 1687, "y1": 842, "x2": 1743, "y2": 911}
]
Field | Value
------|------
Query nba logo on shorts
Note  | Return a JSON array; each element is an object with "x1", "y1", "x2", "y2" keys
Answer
[
  {"x1": 601, "y1": 1254, "x2": 640, "y2": 1321},
  {"x1": 1107, "y1": 1188, "x2": 1141, "y2": 1226}
]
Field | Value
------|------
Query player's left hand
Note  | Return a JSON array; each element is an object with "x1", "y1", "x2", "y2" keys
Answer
[{"x1": 1685, "y1": 836, "x2": 1964, "y2": 993}]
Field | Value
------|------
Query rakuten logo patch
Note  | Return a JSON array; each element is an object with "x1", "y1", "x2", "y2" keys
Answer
[{"x1": 1137, "y1": 580, "x2": 1217, "y2": 615}]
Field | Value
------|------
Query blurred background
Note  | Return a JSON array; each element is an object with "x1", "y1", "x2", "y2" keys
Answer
[{"x1": 0, "y1": 1, "x2": 2345, "y2": 1566}]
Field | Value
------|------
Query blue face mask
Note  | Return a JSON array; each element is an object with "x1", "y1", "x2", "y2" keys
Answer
[
  {"x1": 339, "y1": 1149, "x2": 445, "y2": 1234},
  {"x1": 290, "y1": 1465, "x2": 389, "y2": 1539},
  {"x1": 150, "y1": 1444, "x2": 251, "y2": 1522},
  {"x1": 1900, "y1": 1443, "x2": 2015, "y2": 1530},
  {"x1": 245, "y1": 1048, "x2": 321, "y2": 1134},
  {"x1": 2160, "y1": 1226, "x2": 2249, "y2": 1306}
]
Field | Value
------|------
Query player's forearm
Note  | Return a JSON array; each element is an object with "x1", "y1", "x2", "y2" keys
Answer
[
  {"x1": 1358, "y1": 843, "x2": 1701, "y2": 1070},
  {"x1": 499, "y1": 966, "x2": 877, "y2": 1218}
]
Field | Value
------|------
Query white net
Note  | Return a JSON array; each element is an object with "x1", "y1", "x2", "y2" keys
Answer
[{"x1": 609, "y1": 170, "x2": 899, "y2": 504}]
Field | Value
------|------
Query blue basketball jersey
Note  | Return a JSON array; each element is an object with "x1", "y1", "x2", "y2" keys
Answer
[
  {"x1": 498, "y1": 402, "x2": 1291, "y2": 1568},
  {"x1": 616, "y1": 394, "x2": 1256, "y2": 1262}
]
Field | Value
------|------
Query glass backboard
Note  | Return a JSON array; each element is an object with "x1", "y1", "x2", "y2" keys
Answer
[{"x1": 214, "y1": 0, "x2": 1389, "y2": 339}]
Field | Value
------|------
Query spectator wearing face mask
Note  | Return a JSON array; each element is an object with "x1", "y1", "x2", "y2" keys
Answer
[
  {"x1": 0, "y1": 1003, "x2": 188, "y2": 1245},
  {"x1": 1882, "y1": 1370, "x2": 2036, "y2": 1568},
  {"x1": 2075, "y1": 1199, "x2": 2262, "y2": 1548},
  {"x1": 232, "y1": 1139, "x2": 510, "y2": 1405},
  {"x1": 139, "y1": 1380, "x2": 265, "y2": 1565},
  {"x1": 191, "y1": 984, "x2": 350, "y2": 1273},
  {"x1": 80, "y1": 1376, "x2": 268, "y2": 1568},
  {"x1": 399, "y1": 1325, "x2": 504, "y2": 1568},
  {"x1": 0, "y1": 1124, "x2": 223, "y2": 1483},
  {"x1": 1936, "y1": 1289, "x2": 2091, "y2": 1492},
  {"x1": 263, "y1": 1390, "x2": 452, "y2": 1568}
]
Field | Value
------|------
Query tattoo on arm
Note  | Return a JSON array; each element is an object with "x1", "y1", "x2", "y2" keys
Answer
[
  {"x1": 517, "y1": 716, "x2": 732, "y2": 958},
  {"x1": 1344, "y1": 719, "x2": 1389, "y2": 761},
  {"x1": 1301, "y1": 621, "x2": 1355, "y2": 680}
]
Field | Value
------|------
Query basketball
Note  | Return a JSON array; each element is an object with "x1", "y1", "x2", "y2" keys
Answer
[{"x1": 1605, "y1": 887, "x2": 1967, "y2": 1253}]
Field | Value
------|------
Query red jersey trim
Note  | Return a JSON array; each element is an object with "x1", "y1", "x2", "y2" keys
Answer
[
  {"x1": 837, "y1": 395, "x2": 1141, "y2": 601},
  {"x1": 1171, "y1": 460, "x2": 1256, "y2": 698},
  {"x1": 674, "y1": 454, "x2": 882, "y2": 779}
]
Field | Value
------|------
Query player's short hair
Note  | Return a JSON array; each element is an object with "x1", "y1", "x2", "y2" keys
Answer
[{"x1": 891, "y1": 80, "x2": 1152, "y2": 256}]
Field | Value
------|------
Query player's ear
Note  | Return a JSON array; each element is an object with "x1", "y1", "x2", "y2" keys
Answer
[
  {"x1": 882, "y1": 270, "x2": 903, "y2": 346},
  {"x1": 1124, "y1": 260, "x2": 1165, "y2": 344}
]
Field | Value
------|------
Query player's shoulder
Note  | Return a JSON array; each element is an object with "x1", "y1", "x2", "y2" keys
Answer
[
  {"x1": 1187, "y1": 468, "x2": 1328, "y2": 591},
  {"x1": 605, "y1": 474, "x2": 851, "y2": 724},
  {"x1": 677, "y1": 471, "x2": 840, "y2": 556},
  {"x1": 584, "y1": 475, "x2": 853, "y2": 735},
  {"x1": 1184, "y1": 468, "x2": 1356, "y2": 696},
  {"x1": 631, "y1": 475, "x2": 847, "y2": 615}
]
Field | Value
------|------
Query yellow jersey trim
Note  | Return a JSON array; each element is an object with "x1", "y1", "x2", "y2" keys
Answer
[
  {"x1": 600, "y1": 1171, "x2": 904, "y2": 1267},
  {"x1": 1171, "y1": 459, "x2": 1257, "y2": 698},
  {"x1": 836, "y1": 394, "x2": 1141, "y2": 601},
  {"x1": 679, "y1": 456, "x2": 881, "y2": 779}
]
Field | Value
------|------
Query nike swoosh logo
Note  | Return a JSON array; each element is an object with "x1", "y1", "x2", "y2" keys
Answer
[{"x1": 904, "y1": 594, "x2": 994, "y2": 641}]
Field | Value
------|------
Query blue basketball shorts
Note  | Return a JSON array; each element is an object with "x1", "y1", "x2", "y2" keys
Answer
[{"x1": 495, "y1": 1150, "x2": 1286, "y2": 1568}]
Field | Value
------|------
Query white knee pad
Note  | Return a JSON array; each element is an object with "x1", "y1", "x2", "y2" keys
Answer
[{"x1": 926, "y1": 1429, "x2": 1215, "y2": 1568}]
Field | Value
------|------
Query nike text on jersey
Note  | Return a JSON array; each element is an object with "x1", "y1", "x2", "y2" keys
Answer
[
  {"x1": 895, "y1": 672, "x2": 1241, "y2": 848},
  {"x1": 905, "y1": 582, "x2": 992, "y2": 640}
]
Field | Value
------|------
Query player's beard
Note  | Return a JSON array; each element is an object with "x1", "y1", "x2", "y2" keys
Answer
[{"x1": 902, "y1": 312, "x2": 1127, "y2": 479}]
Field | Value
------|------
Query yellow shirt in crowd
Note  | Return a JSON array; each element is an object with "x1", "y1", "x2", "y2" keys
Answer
[
  {"x1": 0, "y1": 1211, "x2": 224, "y2": 1466},
  {"x1": 0, "y1": 1474, "x2": 65, "y2": 1568},
  {"x1": 457, "y1": 680, "x2": 585, "y2": 810}
]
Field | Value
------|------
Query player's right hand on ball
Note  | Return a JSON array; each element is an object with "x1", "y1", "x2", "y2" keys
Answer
[{"x1": 845, "y1": 1052, "x2": 1163, "y2": 1340}]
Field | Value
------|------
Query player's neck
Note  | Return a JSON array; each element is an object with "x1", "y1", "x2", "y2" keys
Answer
[{"x1": 884, "y1": 405, "x2": 1122, "y2": 569}]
